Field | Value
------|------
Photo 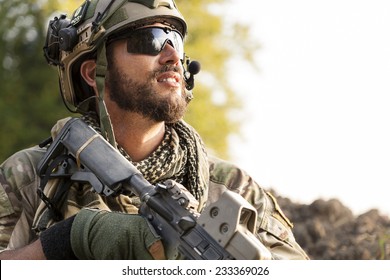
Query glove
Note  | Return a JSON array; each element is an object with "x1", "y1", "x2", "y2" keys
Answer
[
  {"x1": 70, "y1": 208, "x2": 164, "y2": 260},
  {"x1": 40, "y1": 215, "x2": 77, "y2": 260}
]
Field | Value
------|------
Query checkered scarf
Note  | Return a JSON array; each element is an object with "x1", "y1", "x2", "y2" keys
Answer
[{"x1": 82, "y1": 114, "x2": 209, "y2": 208}]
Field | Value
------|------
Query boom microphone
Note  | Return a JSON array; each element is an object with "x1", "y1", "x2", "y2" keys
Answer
[
  {"x1": 188, "y1": 60, "x2": 201, "y2": 75},
  {"x1": 185, "y1": 60, "x2": 201, "y2": 90}
]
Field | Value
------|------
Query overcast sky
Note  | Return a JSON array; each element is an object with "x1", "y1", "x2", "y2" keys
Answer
[{"x1": 220, "y1": 0, "x2": 390, "y2": 216}]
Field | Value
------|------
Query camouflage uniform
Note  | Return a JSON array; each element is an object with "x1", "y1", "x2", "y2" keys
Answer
[{"x1": 0, "y1": 118, "x2": 308, "y2": 259}]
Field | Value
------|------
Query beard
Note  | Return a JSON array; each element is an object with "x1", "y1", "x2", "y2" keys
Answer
[{"x1": 106, "y1": 64, "x2": 187, "y2": 123}]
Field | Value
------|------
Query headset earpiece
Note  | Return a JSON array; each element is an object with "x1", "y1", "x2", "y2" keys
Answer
[
  {"x1": 43, "y1": 14, "x2": 78, "y2": 66},
  {"x1": 58, "y1": 27, "x2": 78, "y2": 52}
]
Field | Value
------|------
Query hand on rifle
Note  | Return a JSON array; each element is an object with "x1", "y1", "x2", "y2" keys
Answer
[{"x1": 0, "y1": 208, "x2": 165, "y2": 260}]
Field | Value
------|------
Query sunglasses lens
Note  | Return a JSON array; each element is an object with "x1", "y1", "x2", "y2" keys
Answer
[{"x1": 126, "y1": 27, "x2": 183, "y2": 58}]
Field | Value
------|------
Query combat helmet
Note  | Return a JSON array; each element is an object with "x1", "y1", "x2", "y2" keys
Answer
[{"x1": 44, "y1": 0, "x2": 195, "y2": 145}]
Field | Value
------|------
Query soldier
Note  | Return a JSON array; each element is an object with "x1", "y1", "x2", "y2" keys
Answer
[{"x1": 0, "y1": 0, "x2": 308, "y2": 260}]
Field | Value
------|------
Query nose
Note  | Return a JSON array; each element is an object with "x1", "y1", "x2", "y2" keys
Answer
[{"x1": 159, "y1": 41, "x2": 181, "y2": 65}]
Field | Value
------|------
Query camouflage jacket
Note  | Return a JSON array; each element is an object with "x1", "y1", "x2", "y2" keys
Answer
[{"x1": 0, "y1": 119, "x2": 308, "y2": 260}]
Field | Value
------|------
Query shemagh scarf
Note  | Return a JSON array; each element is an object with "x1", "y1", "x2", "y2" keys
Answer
[{"x1": 83, "y1": 114, "x2": 210, "y2": 210}]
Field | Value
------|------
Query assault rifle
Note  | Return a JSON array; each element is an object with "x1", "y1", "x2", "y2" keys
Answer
[{"x1": 37, "y1": 118, "x2": 271, "y2": 260}]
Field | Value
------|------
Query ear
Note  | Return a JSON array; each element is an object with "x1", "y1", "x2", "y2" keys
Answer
[{"x1": 80, "y1": 59, "x2": 97, "y2": 87}]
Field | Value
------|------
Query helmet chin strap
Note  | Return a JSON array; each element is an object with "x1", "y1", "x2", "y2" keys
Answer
[{"x1": 95, "y1": 43, "x2": 117, "y2": 148}]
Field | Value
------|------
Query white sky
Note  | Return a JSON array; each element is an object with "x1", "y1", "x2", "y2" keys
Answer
[{"x1": 220, "y1": 0, "x2": 390, "y2": 216}]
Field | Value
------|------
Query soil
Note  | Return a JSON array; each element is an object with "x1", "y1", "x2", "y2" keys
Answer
[{"x1": 274, "y1": 191, "x2": 390, "y2": 260}]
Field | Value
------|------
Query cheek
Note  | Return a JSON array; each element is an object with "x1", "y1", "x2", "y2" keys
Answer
[
  {"x1": 109, "y1": 44, "x2": 159, "y2": 79},
  {"x1": 119, "y1": 56, "x2": 157, "y2": 78}
]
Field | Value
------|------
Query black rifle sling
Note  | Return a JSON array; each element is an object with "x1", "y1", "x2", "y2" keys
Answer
[{"x1": 37, "y1": 153, "x2": 75, "y2": 221}]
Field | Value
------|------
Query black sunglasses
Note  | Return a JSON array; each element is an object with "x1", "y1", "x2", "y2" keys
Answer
[{"x1": 113, "y1": 27, "x2": 184, "y2": 60}]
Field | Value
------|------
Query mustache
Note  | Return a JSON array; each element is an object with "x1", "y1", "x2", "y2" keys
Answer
[
  {"x1": 158, "y1": 65, "x2": 181, "y2": 74},
  {"x1": 151, "y1": 65, "x2": 183, "y2": 82}
]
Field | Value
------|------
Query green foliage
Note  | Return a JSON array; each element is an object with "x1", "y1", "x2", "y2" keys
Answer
[
  {"x1": 0, "y1": 0, "x2": 257, "y2": 162},
  {"x1": 378, "y1": 234, "x2": 390, "y2": 260},
  {"x1": 0, "y1": 0, "x2": 70, "y2": 161}
]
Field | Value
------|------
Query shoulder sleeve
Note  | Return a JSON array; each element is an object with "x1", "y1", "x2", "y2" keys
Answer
[
  {"x1": 0, "y1": 146, "x2": 45, "y2": 250},
  {"x1": 208, "y1": 156, "x2": 309, "y2": 260}
]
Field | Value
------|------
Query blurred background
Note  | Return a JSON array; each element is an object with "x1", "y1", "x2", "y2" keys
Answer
[
  {"x1": 1, "y1": 0, "x2": 389, "y2": 218},
  {"x1": 224, "y1": 0, "x2": 390, "y2": 217}
]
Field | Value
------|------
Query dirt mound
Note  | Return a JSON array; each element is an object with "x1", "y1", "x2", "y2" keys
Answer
[{"x1": 274, "y1": 191, "x2": 390, "y2": 259}]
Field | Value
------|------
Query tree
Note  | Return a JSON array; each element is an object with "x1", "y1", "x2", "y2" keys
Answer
[
  {"x1": 0, "y1": 0, "x2": 258, "y2": 161},
  {"x1": 0, "y1": 0, "x2": 70, "y2": 161}
]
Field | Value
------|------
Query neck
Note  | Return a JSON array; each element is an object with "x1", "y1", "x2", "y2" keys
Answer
[{"x1": 108, "y1": 108, "x2": 166, "y2": 162}]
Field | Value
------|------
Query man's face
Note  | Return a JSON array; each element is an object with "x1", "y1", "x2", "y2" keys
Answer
[{"x1": 105, "y1": 24, "x2": 187, "y2": 123}]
